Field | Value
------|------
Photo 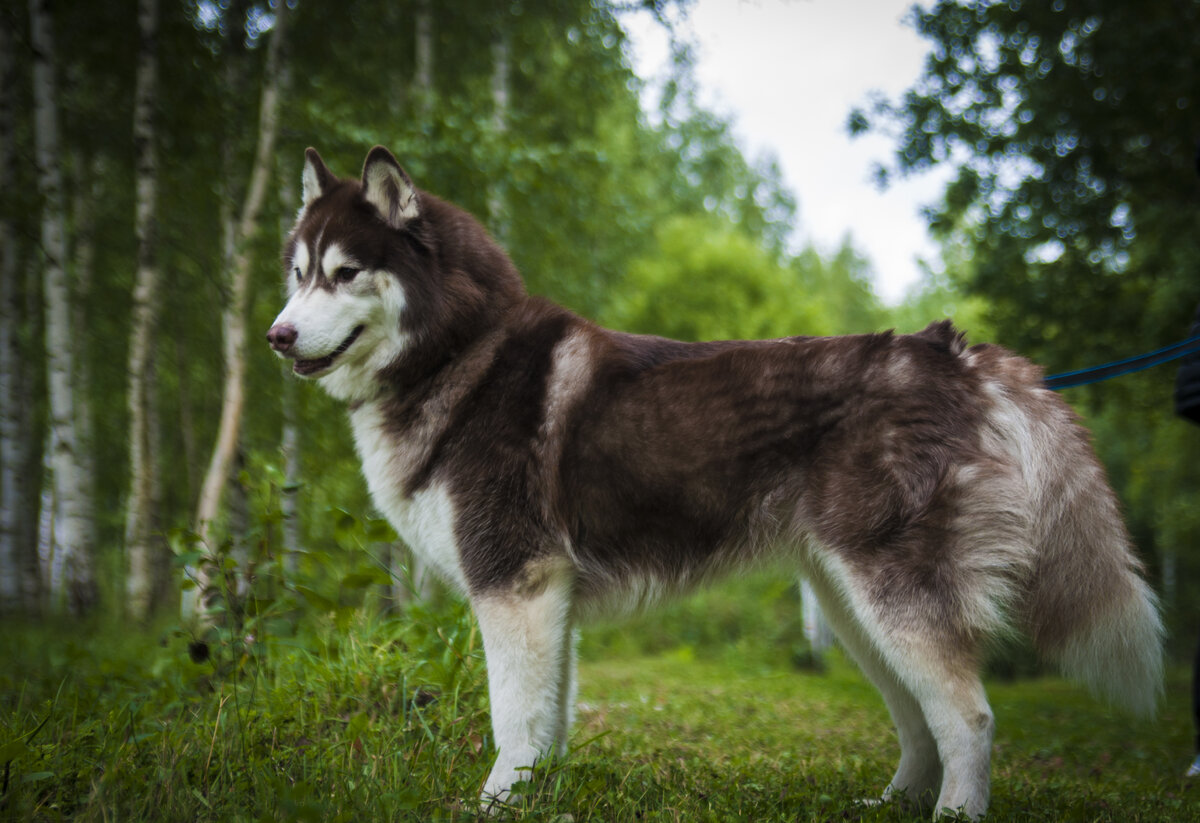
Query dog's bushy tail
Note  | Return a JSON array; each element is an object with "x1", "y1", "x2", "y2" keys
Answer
[{"x1": 1021, "y1": 398, "x2": 1164, "y2": 717}]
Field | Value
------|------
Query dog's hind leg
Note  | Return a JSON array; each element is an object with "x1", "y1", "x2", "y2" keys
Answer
[
  {"x1": 906, "y1": 666, "x2": 993, "y2": 820},
  {"x1": 805, "y1": 551, "x2": 996, "y2": 819},
  {"x1": 473, "y1": 568, "x2": 575, "y2": 807},
  {"x1": 866, "y1": 628, "x2": 994, "y2": 819},
  {"x1": 803, "y1": 572, "x2": 942, "y2": 813}
]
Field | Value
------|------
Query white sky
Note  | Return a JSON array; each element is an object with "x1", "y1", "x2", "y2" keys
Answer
[{"x1": 621, "y1": 0, "x2": 954, "y2": 305}]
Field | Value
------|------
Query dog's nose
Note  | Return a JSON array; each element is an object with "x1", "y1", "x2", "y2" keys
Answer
[{"x1": 267, "y1": 323, "x2": 298, "y2": 353}]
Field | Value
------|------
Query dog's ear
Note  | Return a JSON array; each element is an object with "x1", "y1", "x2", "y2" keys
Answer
[
  {"x1": 302, "y1": 148, "x2": 335, "y2": 207},
  {"x1": 361, "y1": 146, "x2": 419, "y2": 228}
]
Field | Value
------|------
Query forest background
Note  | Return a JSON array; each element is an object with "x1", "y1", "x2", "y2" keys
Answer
[
  {"x1": 5, "y1": 0, "x2": 1200, "y2": 652},
  {"x1": 2, "y1": 0, "x2": 1200, "y2": 815},
  {"x1": 5, "y1": 0, "x2": 1200, "y2": 818}
]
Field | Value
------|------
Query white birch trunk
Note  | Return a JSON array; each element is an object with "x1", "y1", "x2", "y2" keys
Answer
[
  {"x1": 37, "y1": 463, "x2": 56, "y2": 597},
  {"x1": 71, "y1": 164, "x2": 98, "y2": 559},
  {"x1": 126, "y1": 0, "x2": 163, "y2": 619},
  {"x1": 186, "y1": 2, "x2": 289, "y2": 619},
  {"x1": 30, "y1": 0, "x2": 97, "y2": 614},
  {"x1": 488, "y1": 25, "x2": 511, "y2": 245},
  {"x1": 277, "y1": 169, "x2": 302, "y2": 569},
  {"x1": 413, "y1": 0, "x2": 434, "y2": 120}
]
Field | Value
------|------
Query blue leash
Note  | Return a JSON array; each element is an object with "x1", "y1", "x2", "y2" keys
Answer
[{"x1": 1044, "y1": 334, "x2": 1200, "y2": 390}]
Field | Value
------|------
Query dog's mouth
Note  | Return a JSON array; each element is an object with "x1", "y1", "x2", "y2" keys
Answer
[{"x1": 293, "y1": 325, "x2": 365, "y2": 376}]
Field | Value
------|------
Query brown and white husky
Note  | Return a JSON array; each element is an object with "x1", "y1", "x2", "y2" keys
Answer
[{"x1": 267, "y1": 146, "x2": 1162, "y2": 818}]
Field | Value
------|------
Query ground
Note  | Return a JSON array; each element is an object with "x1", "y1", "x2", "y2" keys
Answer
[{"x1": 1, "y1": 612, "x2": 1194, "y2": 822}]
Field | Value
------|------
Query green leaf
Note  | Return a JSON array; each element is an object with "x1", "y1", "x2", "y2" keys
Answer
[
  {"x1": 364, "y1": 518, "x2": 398, "y2": 542},
  {"x1": 173, "y1": 550, "x2": 205, "y2": 568},
  {"x1": 0, "y1": 739, "x2": 30, "y2": 761}
]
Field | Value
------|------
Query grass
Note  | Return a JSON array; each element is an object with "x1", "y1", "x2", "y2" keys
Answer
[
  {"x1": 573, "y1": 656, "x2": 1195, "y2": 821},
  {"x1": 1, "y1": 600, "x2": 1196, "y2": 822}
]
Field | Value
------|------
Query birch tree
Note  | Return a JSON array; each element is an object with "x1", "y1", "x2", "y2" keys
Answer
[
  {"x1": 70, "y1": 163, "x2": 98, "y2": 549},
  {"x1": 278, "y1": 170, "x2": 301, "y2": 569},
  {"x1": 413, "y1": 0, "x2": 433, "y2": 121},
  {"x1": 29, "y1": 0, "x2": 97, "y2": 614},
  {"x1": 275, "y1": 49, "x2": 301, "y2": 570},
  {"x1": 487, "y1": 18, "x2": 510, "y2": 245},
  {"x1": 186, "y1": 1, "x2": 289, "y2": 619},
  {"x1": 126, "y1": 0, "x2": 164, "y2": 619}
]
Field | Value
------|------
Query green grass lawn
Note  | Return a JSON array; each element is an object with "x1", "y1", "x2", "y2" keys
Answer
[
  {"x1": 573, "y1": 655, "x2": 1195, "y2": 821},
  {"x1": 1, "y1": 609, "x2": 1195, "y2": 821}
]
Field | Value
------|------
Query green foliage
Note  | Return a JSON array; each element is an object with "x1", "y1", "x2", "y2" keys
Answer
[
  {"x1": 860, "y1": 0, "x2": 1200, "y2": 369},
  {"x1": 602, "y1": 215, "x2": 831, "y2": 340},
  {"x1": 3, "y1": 0, "x2": 824, "y2": 614},
  {"x1": 579, "y1": 570, "x2": 813, "y2": 671},
  {"x1": 791, "y1": 240, "x2": 887, "y2": 335},
  {"x1": 602, "y1": 216, "x2": 885, "y2": 342},
  {"x1": 888, "y1": 264, "x2": 995, "y2": 341},
  {"x1": 169, "y1": 455, "x2": 403, "y2": 639}
]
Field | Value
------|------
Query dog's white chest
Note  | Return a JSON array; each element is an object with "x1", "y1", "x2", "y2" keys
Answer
[{"x1": 348, "y1": 403, "x2": 467, "y2": 592}]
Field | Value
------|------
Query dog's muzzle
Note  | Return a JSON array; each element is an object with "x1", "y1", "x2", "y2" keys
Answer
[{"x1": 266, "y1": 323, "x2": 365, "y2": 376}]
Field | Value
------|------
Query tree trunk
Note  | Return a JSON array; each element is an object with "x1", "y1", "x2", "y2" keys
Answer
[
  {"x1": 0, "y1": 256, "x2": 18, "y2": 611},
  {"x1": 488, "y1": 23, "x2": 511, "y2": 245},
  {"x1": 0, "y1": 11, "x2": 20, "y2": 610},
  {"x1": 126, "y1": 0, "x2": 164, "y2": 619},
  {"x1": 37, "y1": 457, "x2": 56, "y2": 598},
  {"x1": 277, "y1": 169, "x2": 302, "y2": 569},
  {"x1": 413, "y1": 0, "x2": 434, "y2": 120},
  {"x1": 175, "y1": 334, "x2": 199, "y2": 499},
  {"x1": 19, "y1": 266, "x2": 42, "y2": 610},
  {"x1": 0, "y1": 253, "x2": 38, "y2": 613},
  {"x1": 70, "y1": 163, "x2": 98, "y2": 569},
  {"x1": 186, "y1": 1, "x2": 289, "y2": 619},
  {"x1": 30, "y1": 0, "x2": 97, "y2": 614}
]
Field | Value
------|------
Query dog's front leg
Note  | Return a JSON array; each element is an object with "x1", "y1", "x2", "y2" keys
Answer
[{"x1": 474, "y1": 572, "x2": 574, "y2": 807}]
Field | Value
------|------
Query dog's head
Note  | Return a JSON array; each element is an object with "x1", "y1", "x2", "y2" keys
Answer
[{"x1": 267, "y1": 146, "x2": 522, "y2": 402}]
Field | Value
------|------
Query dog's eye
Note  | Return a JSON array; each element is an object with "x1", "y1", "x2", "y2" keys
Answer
[
  {"x1": 293, "y1": 266, "x2": 303, "y2": 282},
  {"x1": 334, "y1": 267, "x2": 361, "y2": 283}
]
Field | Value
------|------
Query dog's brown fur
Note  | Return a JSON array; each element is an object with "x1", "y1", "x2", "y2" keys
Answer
[{"x1": 269, "y1": 147, "x2": 1163, "y2": 818}]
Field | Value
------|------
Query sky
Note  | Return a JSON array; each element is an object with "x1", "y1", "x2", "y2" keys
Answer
[{"x1": 621, "y1": 0, "x2": 954, "y2": 305}]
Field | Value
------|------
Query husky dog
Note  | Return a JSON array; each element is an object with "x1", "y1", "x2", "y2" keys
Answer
[{"x1": 267, "y1": 146, "x2": 1162, "y2": 818}]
